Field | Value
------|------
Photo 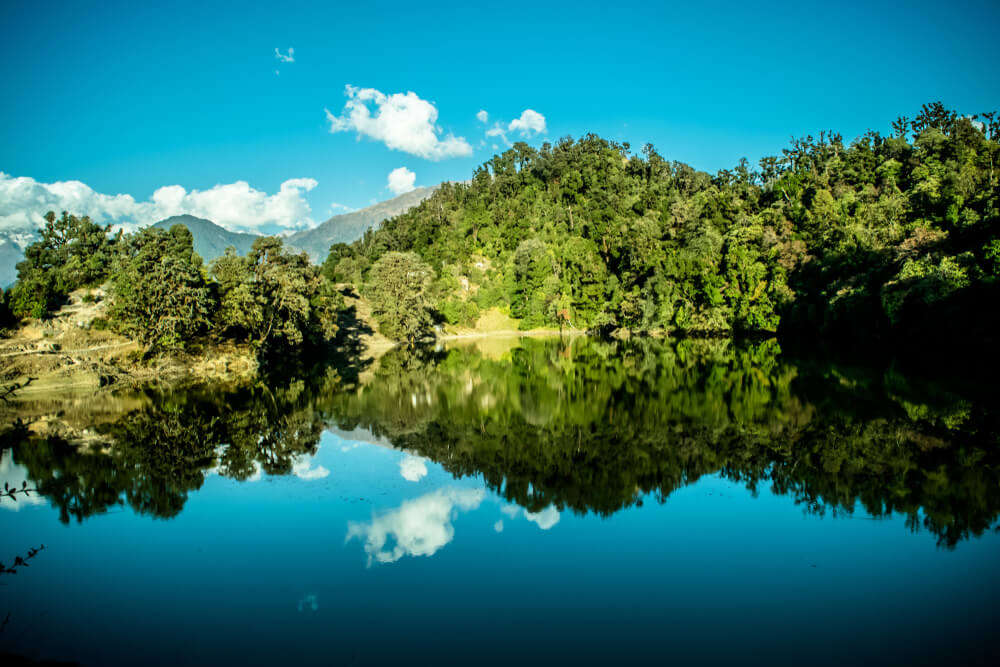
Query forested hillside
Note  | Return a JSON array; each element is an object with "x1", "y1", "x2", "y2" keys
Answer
[{"x1": 328, "y1": 103, "x2": 1000, "y2": 344}]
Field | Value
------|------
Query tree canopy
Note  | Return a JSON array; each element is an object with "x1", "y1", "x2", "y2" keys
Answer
[{"x1": 335, "y1": 103, "x2": 999, "y2": 344}]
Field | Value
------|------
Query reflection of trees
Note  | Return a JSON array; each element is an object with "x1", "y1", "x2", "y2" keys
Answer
[
  {"x1": 330, "y1": 338, "x2": 1000, "y2": 547},
  {"x1": 10, "y1": 369, "x2": 340, "y2": 522},
  {"x1": 6, "y1": 336, "x2": 999, "y2": 546}
]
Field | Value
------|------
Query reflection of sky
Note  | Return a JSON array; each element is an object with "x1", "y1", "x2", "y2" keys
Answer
[
  {"x1": 346, "y1": 487, "x2": 486, "y2": 565},
  {"x1": 398, "y1": 455, "x2": 428, "y2": 482},
  {"x1": 0, "y1": 449, "x2": 46, "y2": 511},
  {"x1": 2, "y1": 425, "x2": 999, "y2": 666}
]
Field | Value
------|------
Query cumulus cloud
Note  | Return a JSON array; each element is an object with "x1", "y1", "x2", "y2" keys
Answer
[
  {"x1": 482, "y1": 109, "x2": 548, "y2": 148},
  {"x1": 509, "y1": 109, "x2": 547, "y2": 136},
  {"x1": 0, "y1": 172, "x2": 318, "y2": 235},
  {"x1": 345, "y1": 487, "x2": 485, "y2": 565},
  {"x1": 399, "y1": 454, "x2": 428, "y2": 482},
  {"x1": 325, "y1": 85, "x2": 473, "y2": 160},
  {"x1": 476, "y1": 109, "x2": 489, "y2": 124},
  {"x1": 493, "y1": 519, "x2": 504, "y2": 532},
  {"x1": 386, "y1": 167, "x2": 416, "y2": 196},
  {"x1": 275, "y1": 47, "x2": 295, "y2": 63}
]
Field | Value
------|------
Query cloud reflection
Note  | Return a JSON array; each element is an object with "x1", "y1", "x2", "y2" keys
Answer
[
  {"x1": 399, "y1": 455, "x2": 428, "y2": 482},
  {"x1": 499, "y1": 503, "x2": 560, "y2": 530},
  {"x1": 346, "y1": 487, "x2": 485, "y2": 565}
]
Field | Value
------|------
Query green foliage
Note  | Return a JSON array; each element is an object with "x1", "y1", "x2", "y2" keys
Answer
[
  {"x1": 364, "y1": 251, "x2": 435, "y2": 341},
  {"x1": 9, "y1": 211, "x2": 118, "y2": 319},
  {"x1": 334, "y1": 104, "x2": 998, "y2": 343},
  {"x1": 212, "y1": 238, "x2": 341, "y2": 354},
  {"x1": 106, "y1": 225, "x2": 215, "y2": 354}
]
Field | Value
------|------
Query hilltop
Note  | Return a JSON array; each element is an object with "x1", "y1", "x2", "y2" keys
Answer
[
  {"x1": 330, "y1": 104, "x2": 1000, "y2": 346},
  {"x1": 151, "y1": 214, "x2": 259, "y2": 261},
  {"x1": 286, "y1": 186, "x2": 438, "y2": 262}
]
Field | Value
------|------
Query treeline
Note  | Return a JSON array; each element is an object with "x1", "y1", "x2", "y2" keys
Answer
[
  {"x1": 326, "y1": 102, "x2": 1000, "y2": 343},
  {"x1": 0, "y1": 212, "x2": 341, "y2": 358}
]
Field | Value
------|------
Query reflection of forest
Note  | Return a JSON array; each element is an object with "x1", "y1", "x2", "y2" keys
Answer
[{"x1": 4, "y1": 338, "x2": 999, "y2": 546}]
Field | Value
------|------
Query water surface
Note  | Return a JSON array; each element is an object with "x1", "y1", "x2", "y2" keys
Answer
[{"x1": 2, "y1": 337, "x2": 999, "y2": 665}]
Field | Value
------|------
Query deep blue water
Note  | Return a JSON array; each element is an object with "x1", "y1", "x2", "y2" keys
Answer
[{"x1": 2, "y1": 338, "x2": 999, "y2": 665}]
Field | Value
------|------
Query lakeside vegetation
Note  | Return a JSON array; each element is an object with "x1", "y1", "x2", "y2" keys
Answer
[
  {"x1": 2, "y1": 103, "x2": 998, "y2": 373},
  {"x1": 329, "y1": 103, "x2": 1000, "y2": 343},
  {"x1": 1, "y1": 214, "x2": 343, "y2": 362}
]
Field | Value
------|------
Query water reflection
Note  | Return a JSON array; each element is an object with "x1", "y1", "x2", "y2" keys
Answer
[
  {"x1": 346, "y1": 487, "x2": 486, "y2": 565},
  {"x1": 3, "y1": 337, "x2": 999, "y2": 547}
]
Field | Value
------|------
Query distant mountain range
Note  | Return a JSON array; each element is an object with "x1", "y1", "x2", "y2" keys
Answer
[
  {"x1": 0, "y1": 187, "x2": 438, "y2": 289},
  {"x1": 1, "y1": 239, "x2": 22, "y2": 288},
  {"x1": 286, "y1": 186, "x2": 438, "y2": 261},
  {"x1": 152, "y1": 214, "x2": 260, "y2": 260}
]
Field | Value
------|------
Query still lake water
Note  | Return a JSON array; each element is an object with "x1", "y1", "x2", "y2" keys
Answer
[{"x1": 1, "y1": 336, "x2": 998, "y2": 665}]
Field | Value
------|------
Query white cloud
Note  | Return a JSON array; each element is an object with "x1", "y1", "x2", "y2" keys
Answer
[
  {"x1": 497, "y1": 503, "x2": 560, "y2": 530},
  {"x1": 329, "y1": 202, "x2": 355, "y2": 214},
  {"x1": 524, "y1": 505, "x2": 560, "y2": 530},
  {"x1": 325, "y1": 85, "x2": 473, "y2": 161},
  {"x1": 275, "y1": 47, "x2": 295, "y2": 63},
  {"x1": 476, "y1": 109, "x2": 489, "y2": 124},
  {"x1": 500, "y1": 504, "x2": 520, "y2": 518},
  {"x1": 345, "y1": 487, "x2": 485, "y2": 565},
  {"x1": 508, "y1": 109, "x2": 547, "y2": 136},
  {"x1": 493, "y1": 519, "x2": 504, "y2": 532},
  {"x1": 386, "y1": 167, "x2": 416, "y2": 196},
  {"x1": 0, "y1": 172, "x2": 318, "y2": 234},
  {"x1": 399, "y1": 454, "x2": 428, "y2": 482},
  {"x1": 481, "y1": 109, "x2": 548, "y2": 149},
  {"x1": 292, "y1": 458, "x2": 330, "y2": 481},
  {"x1": 485, "y1": 123, "x2": 509, "y2": 146}
]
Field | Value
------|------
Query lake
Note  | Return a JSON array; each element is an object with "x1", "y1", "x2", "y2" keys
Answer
[{"x1": 2, "y1": 336, "x2": 999, "y2": 665}]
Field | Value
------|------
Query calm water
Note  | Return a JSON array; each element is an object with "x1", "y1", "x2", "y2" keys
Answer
[{"x1": 1, "y1": 337, "x2": 998, "y2": 666}]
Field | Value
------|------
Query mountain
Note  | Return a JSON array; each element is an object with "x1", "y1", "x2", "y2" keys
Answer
[
  {"x1": 0, "y1": 238, "x2": 23, "y2": 288},
  {"x1": 287, "y1": 186, "x2": 439, "y2": 262},
  {"x1": 151, "y1": 215, "x2": 259, "y2": 261}
]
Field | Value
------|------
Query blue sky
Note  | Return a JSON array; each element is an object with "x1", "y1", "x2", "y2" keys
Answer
[{"x1": 1, "y1": 0, "x2": 999, "y2": 233}]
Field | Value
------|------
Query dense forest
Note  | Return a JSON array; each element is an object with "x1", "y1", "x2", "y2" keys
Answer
[
  {"x1": 2, "y1": 103, "x2": 998, "y2": 351},
  {"x1": 327, "y1": 103, "x2": 1000, "y2": 344}
]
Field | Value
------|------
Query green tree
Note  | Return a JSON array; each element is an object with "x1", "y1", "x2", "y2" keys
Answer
[
  {"x1": 8, "y1": 211, "x2": 117, "y2": 319},
  {"x1": 107, "y1": 225, "x2": 215, "y2": 354},
  {"x1": 213, "y1": 237, "x2": 340, "y2": 354},
  {"x1": 365, "y1": 251, "x2": 435, "y2": 341}
]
